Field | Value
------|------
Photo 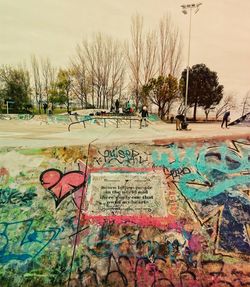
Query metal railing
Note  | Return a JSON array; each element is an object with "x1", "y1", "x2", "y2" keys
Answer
[{"x1": 68, "y1": 116, "x2": 144, "y2": 131}]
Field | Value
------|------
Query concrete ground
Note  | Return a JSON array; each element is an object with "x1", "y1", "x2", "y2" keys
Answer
[{"x1": 0, "y1": 117, "x2": 249, "y2": 148}]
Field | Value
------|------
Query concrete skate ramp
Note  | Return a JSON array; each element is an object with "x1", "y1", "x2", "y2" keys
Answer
[
  {"x1": 229, "y1": 112, "x2": 250, "y2": 126},
  {"x1": 0, "y1": 119, "x2": 249, "y2": 286}
]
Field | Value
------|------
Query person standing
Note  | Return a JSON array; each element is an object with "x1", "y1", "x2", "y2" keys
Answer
[
  {"x1": 221, "y1": 111, "x2": 230, "y2": 128},
  {"x1": 126, "y1": 100, "x2": 132, "y2": 114},
  {"x1": 140, "y1": 106, "x2": 149, "y2": 127},
  {"x1": 110, "y1": 105, "x2": 115, "y2": 113},
  {"x1": 170, "y1": 115, "x2": 174, "y2": 123},
  {"x1": 48, "y1": 102, "x2": 53, "y2": 115},
  {"x1": 43, "y1": 102, "x2": 48, "y2": 114},
  {"x1": 118, "y1": 107, "x2": 123, "y2": 114},
  {"x1": 115, "y1": 99, "x2": 119, "y2": 113}
]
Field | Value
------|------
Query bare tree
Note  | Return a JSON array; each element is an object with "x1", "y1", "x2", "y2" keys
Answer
[
  {"x1": 127, "y1": 14, "x2": 158, "y2": 109},
  {"x1": 215, "y1": 93, "x2": 236, "y2": 120},
  {"x1": 41, "y1": 57, "x2": 55, "y2": 103},
  {"x1": 81, "y1": 39, "x2": 96, "y2": 107},
  {"x1": 142, "y1": 30, "x2": 157, "y2": 85},
  {"x1": 107, "y1": 40, "x2": 126, "y2": 108},
  {"x1": 158, "y1": 15, "x2": 182, "y2": 77},
  {"x1": 71, "y1": 45, "x2": 91, "y2": 108},
  {"x1": 31, "y1": 55, "x2": 43, "y2": 113},
  {"x1": 127, "y1": 13, "x2": 144, "y2": 110},
  {"x1": 101, "y1": 35, "x2": 113, "y2": 108},
  {"x1": 158, "y1": 15, "x2": 170, "y2": 76},
  {"x1": 241, "y1": 90, "x2": 250, "y2": 116},
  {"x1": 127, "y1": 14, "x2": 182, "y2": 110},
  {"x1": 78, "y1": 33, "x2": 126, "y2": 109},
  {"x1": 82, "y1": 34, "x2": 105, "y2": 108}
]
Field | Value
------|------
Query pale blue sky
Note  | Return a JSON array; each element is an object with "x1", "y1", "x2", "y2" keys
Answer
[{"x1": 0, "y1": 0, "x2": 249, "y2": 100}]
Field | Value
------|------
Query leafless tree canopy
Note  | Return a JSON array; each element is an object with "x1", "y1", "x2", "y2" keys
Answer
[
  {"x1": 31, "y1": 55, "x2": 55, "y2": 113},
  {"x1": 27, "y1": 13, "x2": 183, "y2": 114},
  {"x1": 158, "y1": 15, "x2": 182, "y2": 77},
  {"x1": 127, "y1": 13, "x2": 183, "y2": 110},
  {"x1": 41, "y1": 58, "x2": 55, "y2": 103},
  {"x1": 27, "y1": 13, "x2": 184, "y2": 114},
  {"x1": 31, "y1": 55, "x2": 43, "y2": 113},
  {"x1": 126, "y1": 14, "x2": 144, "y2": 110},
  {"x1": 70, "y1": 45, "x2": 91, "y2": 109},
  {"x1": 241, "y1": 90, "x2": 250, "y2": 116},
  {"x1": 72, "y1": 33, "x2": 126, "y2": 109}
]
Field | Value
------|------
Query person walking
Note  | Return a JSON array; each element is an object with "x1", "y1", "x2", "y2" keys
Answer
[
  {"x1": 221, "y1": 111, "x2": 230, "y2": 128},
  {"x1": 140, "y1": 106, "x2": 149, "y2": 127}
]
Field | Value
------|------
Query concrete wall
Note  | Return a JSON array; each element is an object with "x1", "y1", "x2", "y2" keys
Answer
[{"x1": 0, "y1": 137, "x2": 249, "y2": 286}]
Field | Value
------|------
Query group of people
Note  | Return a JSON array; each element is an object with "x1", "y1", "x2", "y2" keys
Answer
[
  {"x1": 110, "y1": 99, "x2": 134, "y2": 115},
  {"x1": 43, "y1": 97, "x2": 231, "y2": 129},
  {"x1": 111, "y1": 99, "x2": 231, "y2": 130},
  {"x1": 175, "y1": 110, "x2": 231, "y2": 130},
  {"x1": 176, "y1": 111, "x2": 231, "y2": 130},
  {"x1": 111, "y1": 99, "x2": 149, "y2": 127},
  {"x1": 139, "y1": 109, "x2": 231, "y2": 130}
]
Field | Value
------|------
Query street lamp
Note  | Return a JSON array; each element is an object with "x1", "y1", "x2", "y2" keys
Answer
[{"x1": 181, "y1": 2, "x2": 202, "y2": 119}]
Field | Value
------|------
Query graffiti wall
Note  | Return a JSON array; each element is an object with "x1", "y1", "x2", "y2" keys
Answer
[{"x1": 0, "y1": 137, "x2": 249, "y2": 286}]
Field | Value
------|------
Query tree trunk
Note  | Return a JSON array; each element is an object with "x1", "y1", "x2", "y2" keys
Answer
[
  {"x1": 66, "y1": 91, "x2": 70, "y2": 112},
  {"x1": 84, "y1": 94, "x2": 87, "y2": 109},
  {"x1": 135, "y1": 89, "x2": 140, "y2": 111},
  {"x1": 158, "y1": 105, "x2": 165, "y2": 119},
  {"x1": 97, "y1": 92, "x2": 100, "y2": 108},
  {"x1": 102, "y1": 92, "x2": 106, "y2": 109},
  {"x1": 205, "y1": 111, "x2": 209, "y2": 121},
  {"x1": 158, "y1": 106, "x2": 161, "y2": 118},
  {"x1": 38, "y1": 101, "x2": 41, "y2": 114},
  {"x1": 106, "y1": 96, "x2": 109, "y2": 110},
  {"x1": 91, "y1": 86, "x2": 95, "y2": 107}
]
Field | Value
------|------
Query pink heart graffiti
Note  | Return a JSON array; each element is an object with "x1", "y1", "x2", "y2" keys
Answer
[{"x1": 40, "y1": 168, "x2": 86, "y2": 208}]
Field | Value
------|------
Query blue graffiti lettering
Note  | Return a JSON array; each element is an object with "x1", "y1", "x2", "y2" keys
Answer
[{"x1": 0, "y1": 219, "x2": 63, "y2": 264}]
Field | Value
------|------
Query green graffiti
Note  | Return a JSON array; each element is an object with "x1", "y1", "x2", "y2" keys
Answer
[
  {"x1": 0, "y1": 187, "x2": 37, "y2": 207},
  {"x1": 179, "y1": 173, "x2": 250, "y2": 201},
  {"x1": 152, "y1": 145, "x2": 197, "y2": 169},
  {"x1": 152, "y1": 143, "x2": 250, "y2": 201}
]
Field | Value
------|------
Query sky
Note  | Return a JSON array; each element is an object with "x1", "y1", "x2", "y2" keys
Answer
[{"x1": 0, "y1": 0, "x2": 250, "y2": 103}]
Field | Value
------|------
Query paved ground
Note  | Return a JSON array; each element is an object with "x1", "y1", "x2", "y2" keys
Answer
[{"x1": 0, "y1": 117, "x2": 249, "y2": 148}]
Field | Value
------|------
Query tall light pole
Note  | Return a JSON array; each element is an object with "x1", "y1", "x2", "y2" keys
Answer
[{"x1": 181, "y1": 2, "x2": 202, "y2": 119}]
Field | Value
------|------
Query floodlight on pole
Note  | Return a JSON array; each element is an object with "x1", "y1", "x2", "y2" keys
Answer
[{"x1": 181, "y1": 2, "x2": 202, "y2": 119}]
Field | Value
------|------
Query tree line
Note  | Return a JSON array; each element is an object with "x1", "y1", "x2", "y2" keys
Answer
[{"x1": 0, "y1": 14, "x2": 247, "y2": 120}]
